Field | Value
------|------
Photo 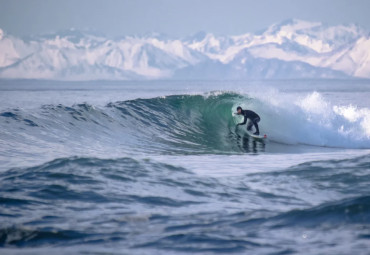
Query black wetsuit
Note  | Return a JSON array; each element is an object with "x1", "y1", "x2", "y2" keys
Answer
[{"x1": 237, "y1": 110, "x2": 260, "y2": 134}]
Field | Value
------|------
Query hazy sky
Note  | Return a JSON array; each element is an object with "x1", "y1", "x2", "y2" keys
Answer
[{"x1": 0, "y1": 0, "x2": 369, "y2": 37}]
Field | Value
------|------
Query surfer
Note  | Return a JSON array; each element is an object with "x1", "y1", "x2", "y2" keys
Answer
[{"x1": 235, "y1": 106, "x2": 260, "y2": 135}]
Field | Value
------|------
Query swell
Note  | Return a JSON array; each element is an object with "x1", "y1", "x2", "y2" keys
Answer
[{"x1": 1, "y1": 155, "x2": 369, "y2": 250}]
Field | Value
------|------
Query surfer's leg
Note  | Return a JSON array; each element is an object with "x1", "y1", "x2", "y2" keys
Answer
[
  {"x1": 246, "y1": 121, "x2": 253, "y2": 131},
  {"x1": 253, "y1": 117, "x2": 260, "y2": 135}
]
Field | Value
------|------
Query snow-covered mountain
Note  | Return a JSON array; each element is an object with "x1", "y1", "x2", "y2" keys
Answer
[{"x1": 0, "y1": 19, "x2": 369, "y2": 80}]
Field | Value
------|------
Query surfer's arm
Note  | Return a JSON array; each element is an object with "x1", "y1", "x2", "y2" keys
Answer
[{"x1": 237, "y1": 117, "x2": 247, "y2": 126}]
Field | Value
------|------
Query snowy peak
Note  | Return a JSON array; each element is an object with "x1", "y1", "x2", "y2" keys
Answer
[
  {"x1": 259, "y1": 19, "x2": 365, "y2": 53},
  {"x1": 0, "y1": 20, "x2": 369, "y2": 80},
  {"x1": 264, "y1": 19, "x2": 322, "y2": 35},
  {"x1": 38, "y1": 28, "x2": 106, "y2": 41},
  {"x1": 264, "y1": 19, "x2": 364, "y2": 39}
]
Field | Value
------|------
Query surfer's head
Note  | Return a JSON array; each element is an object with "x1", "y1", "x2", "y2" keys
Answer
[{"x1": 236, "y1": 106, "x2": 242, "y2": 114}]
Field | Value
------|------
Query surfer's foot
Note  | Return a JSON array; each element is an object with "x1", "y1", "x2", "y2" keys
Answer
[{"x1": 253, "y1": 132, "x2": 260, "y2": 135}]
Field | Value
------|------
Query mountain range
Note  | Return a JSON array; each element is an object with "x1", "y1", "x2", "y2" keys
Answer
[{"x1": 0, "y1": 19, "x2": 369, "y2": 80}]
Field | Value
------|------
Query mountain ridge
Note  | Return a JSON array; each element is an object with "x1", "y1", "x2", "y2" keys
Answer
[{"x1": 0, "y1": 19, "x2": 368, "y2": 80}]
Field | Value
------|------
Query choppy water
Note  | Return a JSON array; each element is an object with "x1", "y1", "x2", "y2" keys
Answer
[{"x1": 0, "y1": 80, "x2": 370, "y2": 254}]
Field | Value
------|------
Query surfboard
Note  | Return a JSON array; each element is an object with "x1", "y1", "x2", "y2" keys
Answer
[{"x1": 246, "y1": 131, "x2": 267, "y2": 140}]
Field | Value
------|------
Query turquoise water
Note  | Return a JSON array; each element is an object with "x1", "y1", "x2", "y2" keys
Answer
[{"x1": 0, "y1": 80, "x2": 369, "y2": 254}]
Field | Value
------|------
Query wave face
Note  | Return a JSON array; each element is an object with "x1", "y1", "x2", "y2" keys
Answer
[
  {"x1": 0, "y1": 92, "x2": 257, "y2": 168},
  {"x1": 1, "y1": 91, "x2": 370, "y2": 165},
  {"x1": 0, "y1": 155, "x2": 369, "y2": 254}
]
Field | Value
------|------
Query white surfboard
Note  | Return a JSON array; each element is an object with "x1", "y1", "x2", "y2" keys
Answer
[{"x1": 246, "y1": 131, "x2": 267, "y2": 140}]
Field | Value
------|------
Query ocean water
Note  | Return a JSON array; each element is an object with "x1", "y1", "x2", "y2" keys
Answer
[{"x1": 0, "y1": 79, "x2": 370, "y2": 254}]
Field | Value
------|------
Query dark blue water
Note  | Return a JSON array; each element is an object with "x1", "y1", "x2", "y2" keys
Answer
[{"x1": 0, "y1": 80, "x2": 370, "y2": 254}]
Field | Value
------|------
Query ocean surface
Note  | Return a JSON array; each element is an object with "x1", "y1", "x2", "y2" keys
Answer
[{"x1": 0, "y1": 79, "x2": 370, "y2": 254}]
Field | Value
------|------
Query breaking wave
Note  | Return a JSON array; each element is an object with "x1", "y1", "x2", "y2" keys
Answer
[{"x1": 1, "y1": 91, "x2": 370, "y2": 157}]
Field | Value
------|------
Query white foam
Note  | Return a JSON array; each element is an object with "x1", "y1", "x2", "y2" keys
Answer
[{"x1": 235, "y1": 89, "x2": 370, "y2": 148}]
